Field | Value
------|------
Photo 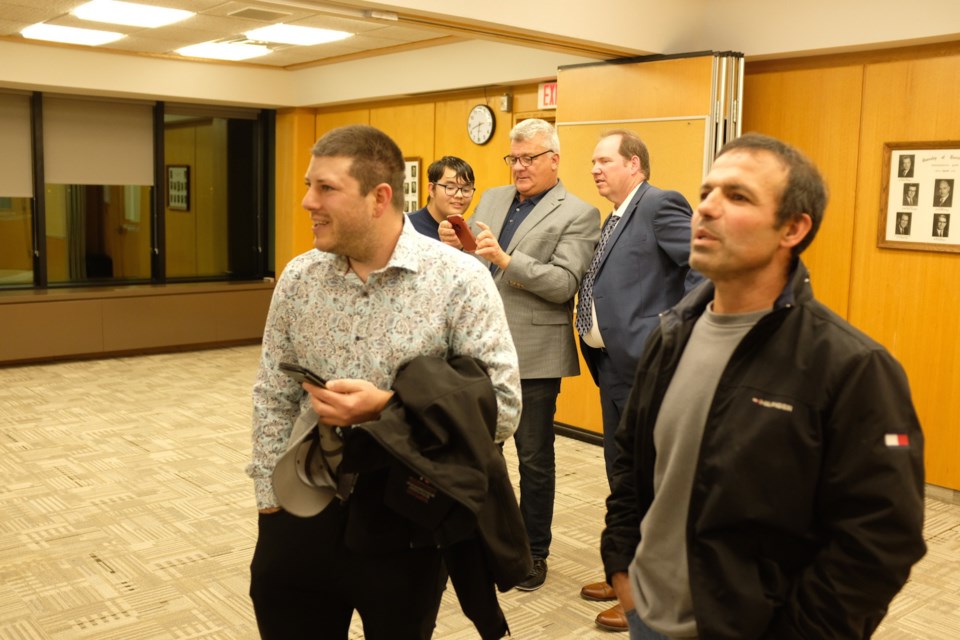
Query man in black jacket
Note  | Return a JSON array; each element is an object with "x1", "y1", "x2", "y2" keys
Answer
[{"x1": 602, "y1": 133, "x2": 926, "y2": 639}]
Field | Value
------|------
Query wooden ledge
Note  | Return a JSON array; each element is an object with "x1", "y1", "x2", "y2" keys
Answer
[{"x1": 0, "y1": 279, "x2": 275, "y2": 305}]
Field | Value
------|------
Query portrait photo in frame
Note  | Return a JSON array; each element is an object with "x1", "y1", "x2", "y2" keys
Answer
[
  {"x1": 167, "y1": 165, "x2": 190, "y2": 212},
  {"x1": 403, "y1": 158, "x2": 420, "y2": 214},
  {"x1": 879, "y1": 141, "x2": 960, "y2": 254}
]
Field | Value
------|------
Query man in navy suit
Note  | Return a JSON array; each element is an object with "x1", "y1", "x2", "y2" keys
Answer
[{"x1": 576, "y1": 130, "x2": 701, "y2": 631}]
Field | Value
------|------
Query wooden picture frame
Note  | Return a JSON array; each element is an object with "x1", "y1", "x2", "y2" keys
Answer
[
  {"x1": 879, "y1": 141, "x2": 960, "y2": 253},
  {"x1": 403, "y1": 158, "x2": 420, "y2": 214},
  {"x1": 167, "y1": 165, "x2": 190, "y2": 211}
]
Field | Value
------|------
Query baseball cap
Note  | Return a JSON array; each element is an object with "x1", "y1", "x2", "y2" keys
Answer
[{"x1": 272, "y1": 408, "x2": 342, "y2": 517}]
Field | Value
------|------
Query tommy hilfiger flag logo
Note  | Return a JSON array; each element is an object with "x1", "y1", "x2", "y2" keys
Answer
[{"x1": 885, "y1": 434, "x2": 911, "y2": 447}]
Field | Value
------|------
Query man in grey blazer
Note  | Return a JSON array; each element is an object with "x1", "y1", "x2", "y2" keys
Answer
[
  {"x1": 440, "y1": 119, "x2": 600, "y2": 591},
  {"x1": 576, "y1": 130, "x2": 701, "y2": 631}
]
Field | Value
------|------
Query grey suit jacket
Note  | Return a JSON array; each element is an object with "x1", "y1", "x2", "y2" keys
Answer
[
  {"x1": 581, "y1": 182, "x2": 702, "y2": 386},
  {"x1": 470, "y1": 180, "x2": 600, "y2": 379}
]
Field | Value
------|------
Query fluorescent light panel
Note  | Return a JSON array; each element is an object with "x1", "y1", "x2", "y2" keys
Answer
[
  {"x1": 72, "y1": 0, "x2": 194, "y2": 28},
  {"x1": 245, "y1": 24, "x2": 352, "y2": 46},
  {"x1": 176, "y1": 41, "x2": 272, "y2": 61},
  {"x1": 21, "y1": 23, "x2": 125, "y2": 46}
]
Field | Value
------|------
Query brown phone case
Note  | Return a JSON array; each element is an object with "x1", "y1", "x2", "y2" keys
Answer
[{"x1": 447, "y1": 215, "x2": 477, "y2": 252}]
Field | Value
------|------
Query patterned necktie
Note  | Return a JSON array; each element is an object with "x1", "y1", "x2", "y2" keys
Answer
[{"x1": 576, "y1": 213, "x2": 620, "y2": 337}]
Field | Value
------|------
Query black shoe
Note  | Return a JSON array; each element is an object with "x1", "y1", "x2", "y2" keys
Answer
[{"x1": 515, "y1": 557, "x2": 547, "y2": 591}]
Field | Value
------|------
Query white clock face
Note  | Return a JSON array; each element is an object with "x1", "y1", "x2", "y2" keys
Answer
[{"x1": 467, "y1": 105, "x2": 494, "y2": 145}]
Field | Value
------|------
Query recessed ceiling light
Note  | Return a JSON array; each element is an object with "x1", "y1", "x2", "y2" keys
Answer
[
  {"x1": 244, "y1": 24, "x2": 352, "y2": 46},
  {"x1": 21, "y1": 23, "x2": 125, "y2": 46},
  {"x1": 72, "y1": 0, "x2": 194, "y2": 28},
  {"x1": 176, "y1": 41, "x2": 272, "y2": 62}
]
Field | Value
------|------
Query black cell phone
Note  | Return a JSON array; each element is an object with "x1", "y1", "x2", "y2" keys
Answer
[{"x1": 278, "y1": 362, "x2": 327, "y2": 387}]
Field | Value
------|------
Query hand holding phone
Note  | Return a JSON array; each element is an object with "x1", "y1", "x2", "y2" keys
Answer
[
  {"x1": 447, "y1": 214, "x2": 477, "y2": 252},
  {"x1": 279, "y1": 362, "x2": 327, "y2": 387}
]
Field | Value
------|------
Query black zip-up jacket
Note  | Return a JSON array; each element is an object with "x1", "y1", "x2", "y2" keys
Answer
[
  {"x1": 602, "y1": 260, "x2": 926, "y2": 639},
  {"x1": 342, "y1": 355, "x2": 531, "y2": 640}
]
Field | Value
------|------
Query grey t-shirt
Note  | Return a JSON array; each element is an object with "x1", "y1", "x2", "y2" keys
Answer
[{"x1": 630, "y1": 304, "x2": 769, "y2": 638}]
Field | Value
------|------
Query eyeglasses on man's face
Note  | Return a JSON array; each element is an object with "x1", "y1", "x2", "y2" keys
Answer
[
  {"x1": 503, "y1": 150, "x2": 554, "y2": 167},
  {"x1": 433, "y1": 183, "x2": 475, "y2": 197}
]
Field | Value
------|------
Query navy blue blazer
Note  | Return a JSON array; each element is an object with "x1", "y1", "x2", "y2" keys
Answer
[{"x1": 581, "y1": 182, "x2": 702, "y2": 386}]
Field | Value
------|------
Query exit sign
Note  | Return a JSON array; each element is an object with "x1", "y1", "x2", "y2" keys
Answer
[{"x1": 538, "y1": 82, "x2": 558, "y2": 110}]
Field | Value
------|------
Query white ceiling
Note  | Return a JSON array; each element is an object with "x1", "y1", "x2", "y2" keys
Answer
[
  {"x1": 2, "y1": 1, "x2": 959, "y2": 71},
  {"x1": 0, "y1": 0, "x2": 492, "y2": 68},
  {"x1": 0, "y1": 0, "x2": 957, "y2": 109}
]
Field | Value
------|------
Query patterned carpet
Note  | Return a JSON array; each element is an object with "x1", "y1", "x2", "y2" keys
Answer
[{"x1": 0, "y1": 345, "x2": 958, "y2": 639}]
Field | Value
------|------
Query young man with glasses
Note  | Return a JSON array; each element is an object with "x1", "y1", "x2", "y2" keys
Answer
[
  {"x1": 440, "y1": 118, "x2": 600, "y2": 591},
  {"x1": 409, "y1": 156, "x2": 476, "y2": 240}
]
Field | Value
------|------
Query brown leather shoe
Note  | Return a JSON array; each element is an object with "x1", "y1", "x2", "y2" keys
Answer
[
  {"x1": 595, "y1": 603, "x2": 628, "y2": 632},
  {"x1": 580, "y1": 580, "x2": 617, "y2": 601}
]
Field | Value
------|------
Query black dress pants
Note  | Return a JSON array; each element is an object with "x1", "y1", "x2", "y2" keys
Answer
[{"x1": 249, "y1": 503, "x2": 446, "y2": 640}]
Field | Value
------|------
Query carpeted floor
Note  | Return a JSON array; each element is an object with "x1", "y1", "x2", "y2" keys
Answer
[{"x1": 1, "y1": 345, "x2": 957, "y2": 639}]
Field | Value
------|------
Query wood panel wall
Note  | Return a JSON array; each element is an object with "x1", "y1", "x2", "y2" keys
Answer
[
  {"x1": 274, "y1": 85, "x2": 540, "y2": 274},
  {"x1": 744, "y1": 44, "x2": 960, "y2": 490},
  {"x1": 554, "y1": 55, "x2": 721, "y2": 436},
  {"x1": 272, "y1": 46, "x2": 960, "y2": 491},
  {"x1": 274, "y1": 70, "x2": 716, "y2": 438},
  {"x1": 274, "y1": 108, "x2": 317, "y2": 277},
  {"x1": 0, "y1": 199, "x2": 32, "y2": 273},
  {"x1": 164, "y1": 119, "x2": 229, "y2": 278},
  {"x1": 743, "y1": 65, "x2": 864, "y2": 317}
]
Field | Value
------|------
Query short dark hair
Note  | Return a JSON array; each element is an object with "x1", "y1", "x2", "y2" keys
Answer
[
  {"x1": 427, "y1": 156, "x2": 475, "y2": 185},
  {"x1": 717, "y1": 132, "x2": 828, "y2": 255},
  {"x1": 311, "y1": 125, "x2": 405, "y2": 210},
  {"x1": 601, "y1": 129, "x2": 651, "y2": 180}
]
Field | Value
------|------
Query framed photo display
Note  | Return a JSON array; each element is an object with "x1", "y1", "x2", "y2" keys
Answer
[
  {"x1": 167, "y1": 165, "x2": 190, "y2": 211},
  {"x1": 403, "y1": 158, "x2": 420, "y2": 214},
  {"x1": 879, "y1": 141, "x2": 960, "y2": 253}
]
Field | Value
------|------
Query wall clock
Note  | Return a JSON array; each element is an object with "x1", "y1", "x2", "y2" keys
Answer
[{"x1": 467, "y1": 104, "x2": 495, "y2": 145}]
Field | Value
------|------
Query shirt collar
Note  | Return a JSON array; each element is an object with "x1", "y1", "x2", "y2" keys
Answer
[
  {"x1": 613, "y1": 181, "x2": 645, "y2": 217},
  {"x1": 515, "y1": 181, "x2": 557, "y2": 207},
  {"x1": 327, "y1": 216, "x2": 421, "y2": 278},
  {"x1": 387, "y1": 216, "x2": 424, "y2": 273}
]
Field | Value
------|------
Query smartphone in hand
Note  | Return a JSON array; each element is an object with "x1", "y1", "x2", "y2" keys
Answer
[
  {"x1": 279, "y1": 362, "x2": 327, "y2": 387},
  {"x1": 447, "y1": 214, "x2": 477, "y2": 252}
]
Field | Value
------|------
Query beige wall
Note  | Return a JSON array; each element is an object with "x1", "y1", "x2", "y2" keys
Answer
[{"x1": 4, "y1": 3, "x2": 957, "y2": 109}]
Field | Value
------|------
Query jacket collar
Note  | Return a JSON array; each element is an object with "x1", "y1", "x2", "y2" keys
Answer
[
  {"x1": 594, "y1": 181, "x2": 650, "y2": 272},
  {"x1": 669, "y1": 258, "x2": 813, "y2": 326},
  {"x1": 501, "y1": 180, "x2": 566, "y2": 253}
]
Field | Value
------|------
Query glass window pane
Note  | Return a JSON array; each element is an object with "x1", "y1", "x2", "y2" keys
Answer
[
  {"x1": 164, "y1": 111, "x2": 260, "y2": 280},
  {"x1": 44, "y1": 184, "x2": 153, "y2": 284},
  {"x1": 0, "y1": 197, "x2": 33, "y2": 288}
]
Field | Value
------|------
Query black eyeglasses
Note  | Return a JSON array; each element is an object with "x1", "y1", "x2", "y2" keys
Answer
[
  {"x1": 503, "y1": 150, "x2": 554, "y2": 167},
  {"x1": 433, "y1": 183, "x2": 475, "y2": 197}
]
